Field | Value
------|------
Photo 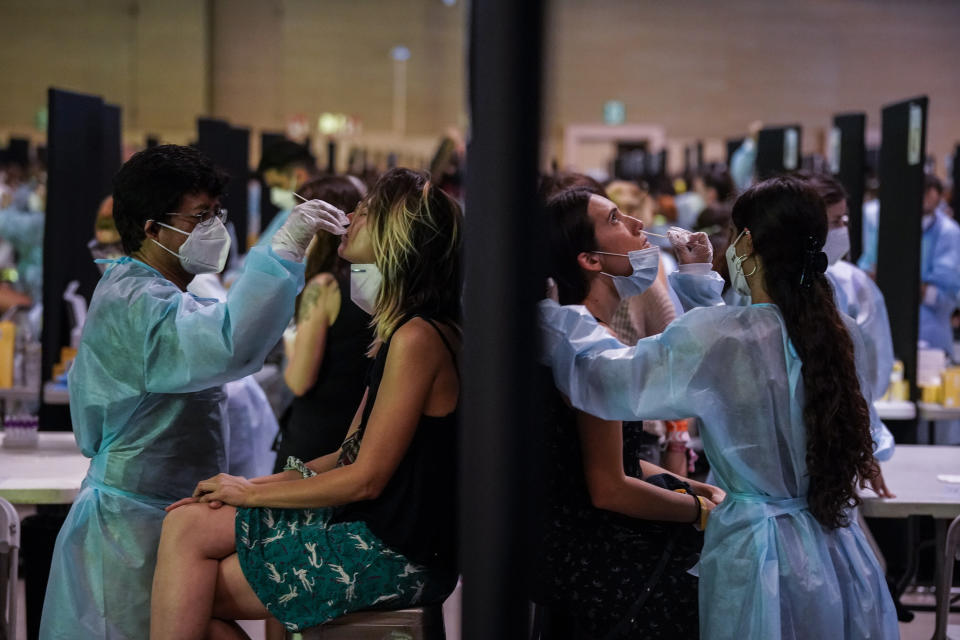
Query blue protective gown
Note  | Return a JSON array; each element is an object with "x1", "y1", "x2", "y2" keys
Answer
[
  {"x1": 827, "y1": 260, "x2": 895, "y2": 400},
  {"x1": 39, "y1": 245, "x2": 304, "y2": 640},
  {"x1": 729, "y1": 138, "x2": 756, "y2": 194},
  {"x1": 856, "y1": 199, "x2": 879, "y2": 275},
  {"x1": 539, "y1": 299, "x2": 898, "y2": 640},
  {"x1": 919, "y1": 210, "x2": 960, "y2": 356},
  {"x1": 0, "y1": 207, "x2": 44, "y2": 301}
]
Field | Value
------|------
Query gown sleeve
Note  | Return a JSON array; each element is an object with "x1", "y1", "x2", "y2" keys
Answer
[
  {"x1": 141, "y1": 245, "x2": 305, "y2": 393},
  {"x1": 538, "y1": 299, "x2": 712, "y2": 422}
]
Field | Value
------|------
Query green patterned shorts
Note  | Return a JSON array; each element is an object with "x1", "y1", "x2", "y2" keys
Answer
[{"x1": 235, "y1": 503, "x2": 454, "y2": 631}]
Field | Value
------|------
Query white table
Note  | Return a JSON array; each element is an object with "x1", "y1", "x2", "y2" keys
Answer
[
  {"x1": 860, "y1": 445, "x2": 960, "y2": 621},
  {"x1": 0, "y1": 431, "x2": 87, "y2": 508},
  {"x1": 873, "y1": 400, "x2": 917, "y2": 421},
  {"x1": 861, "y1": 445, "x2": 960, "y2": 520}
]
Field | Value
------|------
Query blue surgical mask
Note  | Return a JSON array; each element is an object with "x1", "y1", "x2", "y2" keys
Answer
[{"x1": 594, "y1": 246, "x2": 660, "y2": 299}]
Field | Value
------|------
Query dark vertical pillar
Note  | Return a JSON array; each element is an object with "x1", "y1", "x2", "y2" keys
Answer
[
  {"x1": 756, "y1": 125, "x2": 803, "y2": 180},
  {"x1": 832, "y1": 113, "x2": 866, "y2": 262},
  {"x1": 462, "y1": 0, "x2": 544, "y2": 638},
  {"x1": 876, "y1": 96, "x2": 928, "y2": 442}
]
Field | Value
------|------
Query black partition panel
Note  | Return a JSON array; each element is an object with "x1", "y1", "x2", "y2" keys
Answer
[
  {"x1": 832, "y1": 113, "x2": 867, "y2": 262},
  {"x1": 100, "y1": 105, "x2": 122, "y2": 194},
  {"x1": 225, "y1": 126, "x2": 250, "y2": 251},
  {"x1": 876, "y1": 96, "x2": 927, "y2": 437},
  {"x1": 42, "y1": 89, "x2": 121, "y2": 423},
  {"x1": 197, "y1": 118, "x2": 250, "y2": 254},
  {"x1": 463, "y1": 0, "x2": 544, "y2": 637},
  {"x1": 258, "y1": 132, "x2": 286, "y2": 234},
  {"x1": 7, "y1": 138, "x2": 30, "y2": 166},
  {"x1": 756, "y1": 125, "x2": 802, "y2": 180}
]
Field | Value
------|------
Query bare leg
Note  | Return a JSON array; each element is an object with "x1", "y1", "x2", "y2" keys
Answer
[
  {"x1": 211, "y1": 554, "x2": 271, "y2": 620},
  {"x1": 150, "y1": 504, "x2": 238, "y2": 640},
  {"x1": 205, "y1": 619, "x2": 252, "y2": 640}
]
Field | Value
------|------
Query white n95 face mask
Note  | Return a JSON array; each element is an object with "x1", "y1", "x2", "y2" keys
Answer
[
  {"x1": 270, "y1": 187, "x2": 298, "y2": 211},
  {"x1": 151, "y1": 217, "x2": 232, "y2": 275},
  {"x1": 594, "y1": 246, "x2": 660, "y2": 299},
  {"x1": 822, "y1": 227, "x2": 850, "y2": 266},
  {"x1": 350, "y1": 264, "x2": 382, "y2": 314},
  {"x1": 725, "y1": 229, "x2": 754, "y2": 297}
]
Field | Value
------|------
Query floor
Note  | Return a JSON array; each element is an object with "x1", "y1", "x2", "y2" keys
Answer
[{"x1": 13, "y1": 579, "x2": 958, "y2": 639}]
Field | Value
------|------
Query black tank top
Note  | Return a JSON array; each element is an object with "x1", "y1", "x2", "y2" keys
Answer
[
  {"x1": 332, "y1": 315, "x2": 459, "y2": 574},
  {"x1": 280, "y1": 269, "x2": 374, "y2": 460}
]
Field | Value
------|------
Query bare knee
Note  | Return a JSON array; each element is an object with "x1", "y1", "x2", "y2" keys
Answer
[{"x1": 160, "y1": 503, "x2": 236, "y2": 558}]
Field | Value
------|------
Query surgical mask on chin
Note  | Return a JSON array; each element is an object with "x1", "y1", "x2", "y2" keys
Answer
[
  {"x1": 822, "y1": 227, "x2": 850, "y2": 266},
  {"x1": 151, "y1": 218, "x2": 232, "y2": 275},
  {"x1": 270, "y1": 187, "x2": 297, "y2": 211},
  {"x1": 724, "y1": 230, "x2": 754, "y2": 298},
  {"x1": 595, "y1": 246, "x2": 660, "y2": 299},
  {"x1": 350, "y1": 264, "x2": 382, "y2": 314}
]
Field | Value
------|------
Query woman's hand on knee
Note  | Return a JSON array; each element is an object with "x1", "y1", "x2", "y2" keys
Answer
[
  {"x1": 165, "y1": 496, "x2": 224, "y2": 512},
  {"x1": 193, "y1": 473, "x2": 256, "y2": 507}
]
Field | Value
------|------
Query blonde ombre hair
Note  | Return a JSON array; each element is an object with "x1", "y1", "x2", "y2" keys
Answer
[{"x1": 364, "y1": 168, "x2": 462, "y2": 353}]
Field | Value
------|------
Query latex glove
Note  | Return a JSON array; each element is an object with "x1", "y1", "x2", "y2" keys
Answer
[
  {"x1": 271, "y1": 199, "x2": 349, "y2": 262},
  {"x1": 545, "y1": 277, "x2": 559, "y2": 303},
  {"x1": 667, "y1": 226, "x2": 713, "y2": 265}
]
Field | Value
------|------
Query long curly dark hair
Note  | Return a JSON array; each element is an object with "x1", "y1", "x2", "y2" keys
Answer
[{"x1": 732, "y1": 176, "x2": 879, "y2": 529}]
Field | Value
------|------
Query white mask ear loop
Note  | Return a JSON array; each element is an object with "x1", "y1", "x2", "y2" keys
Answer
[{"x1": 733, "y1": 229, "x2": 759, "y2": 277}]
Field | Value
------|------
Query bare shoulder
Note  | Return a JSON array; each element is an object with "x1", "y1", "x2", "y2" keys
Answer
[{"x1": 389, "y1": 317, "x2": 460, "y2": 360}]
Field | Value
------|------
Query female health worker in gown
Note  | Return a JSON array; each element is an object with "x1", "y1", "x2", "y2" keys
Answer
[
  {"x1": 539, "y1": 176, "x2": 898, "y2": 640},
  {"x1": 39, "y1": 145, "x2": 348, "y2": 639}
]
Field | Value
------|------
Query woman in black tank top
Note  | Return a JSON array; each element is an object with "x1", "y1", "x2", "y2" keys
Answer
[
  {"x1": 151, "y1": 168, "x2": 463, "y2": 638},
  {"x1": 279, "y1": 176, "x2": 372, "y2": 468}
]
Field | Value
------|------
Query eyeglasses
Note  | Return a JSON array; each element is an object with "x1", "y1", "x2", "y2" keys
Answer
[{"x1": 164, "y1": 207, "x2": 228, "y2": 225}]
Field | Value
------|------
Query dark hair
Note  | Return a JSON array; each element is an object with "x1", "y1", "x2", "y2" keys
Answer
[
  {"x1": 112, "y1": 145, "x2": 229, "y2": 254},
  {"x1": 731, "y1": 176, "x2": 879, "y2": 529},
  {"x1": 295, "y1": 176, "x2": 364, "y2": 318},
  {"x1": 700, "y1": 168, "x2": 736, "y2": 203},
  {"x1": 925, "y1": 173, "x2": 944, "y2": 195},
  {"x1": 795, "y1": 170, "x2": 848, "y2": 206},
  {"x1": 257, "y1": 139, "x2": 316, "y2": 175},
  {"x1": 538, "y1": 172, "x2": 605, "y2": 201},
  {"x1": 544, "y1": 188, "x2": 597, "y2": 305}
]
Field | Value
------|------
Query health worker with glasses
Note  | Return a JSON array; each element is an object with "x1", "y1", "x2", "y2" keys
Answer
[{"x1": 40, "y1": 145, "x2": 349, "y2": 640}]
